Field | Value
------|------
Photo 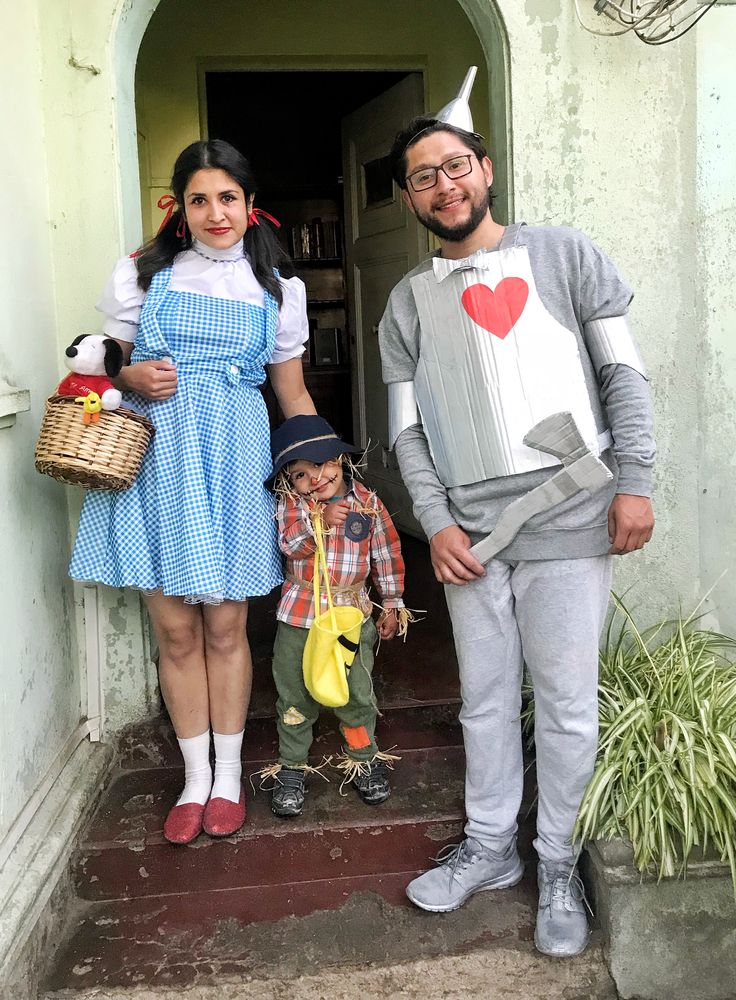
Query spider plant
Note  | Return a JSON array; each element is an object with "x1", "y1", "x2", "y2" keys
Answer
[{"x1": 574, "y1": 596, "x2": 736, "y2": 894}]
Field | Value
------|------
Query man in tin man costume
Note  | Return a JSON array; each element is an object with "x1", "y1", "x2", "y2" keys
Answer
[{"x1": 379, "y1": 68, "x2": 655, "y2": 957}]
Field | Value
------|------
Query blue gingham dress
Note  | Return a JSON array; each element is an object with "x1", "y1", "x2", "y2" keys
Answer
[{"x1": 70, "y1": 265, "x2": 283, "y2": 602}]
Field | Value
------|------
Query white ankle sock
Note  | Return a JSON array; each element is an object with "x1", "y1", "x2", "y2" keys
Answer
[
  {"x1": 210, "y1": 730, "x2": 244, "y2": 803},
  {"x1": 175, "y1": 730, "x2": 212, "y2": 806}
]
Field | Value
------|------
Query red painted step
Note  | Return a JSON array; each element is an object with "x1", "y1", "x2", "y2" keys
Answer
[
  {"x1": 44, "y1": 864, "x2": 538, "y2": 993},
  {"x1": 76, "y1": 746, "x2": 467, "y2": 900}
]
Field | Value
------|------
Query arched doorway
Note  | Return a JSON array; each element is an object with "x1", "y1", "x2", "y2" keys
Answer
[{"x1": 112, "y1": 0, "x2": 510, "y2": 247}]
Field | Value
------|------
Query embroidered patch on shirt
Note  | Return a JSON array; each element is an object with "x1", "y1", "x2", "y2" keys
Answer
[
  {"x1": 344, "y1": 511, "x2": 370, "y2": 542},
  {"x1": 283, "y1": 706, "x2": 306, "y2": 726}
]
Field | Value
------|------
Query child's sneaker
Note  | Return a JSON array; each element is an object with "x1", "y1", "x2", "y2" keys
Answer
[
  {"x1": 353, "y1": 758, "x2": 391, "y2": 805},
  {"x1": 271, "y1": 767, "x2": 306, "y2": 817}
]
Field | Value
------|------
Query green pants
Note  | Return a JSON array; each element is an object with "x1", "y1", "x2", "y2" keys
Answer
[{"x1": 272, "y1": 617, "x2": 379, "y2": 766}]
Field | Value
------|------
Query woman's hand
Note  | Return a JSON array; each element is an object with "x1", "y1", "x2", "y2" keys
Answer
[
  {"x1": 376, "y1": 607, "x2": 399, "y2": 641},
  {"x1": 321, "y1": 499, "x2": 351, "y2": 530},
  {"x1": 117, "y1": 360, "x2": 178, "y2": 401}
]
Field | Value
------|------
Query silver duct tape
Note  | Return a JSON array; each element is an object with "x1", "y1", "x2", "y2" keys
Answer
[
  {"x1": 469, "y1": 450, "x2": 613, "y2": 565},
  {"x1": 411, "y1": 259, "x2": 599, "y2": 486},
  {"x1": 523, "y1": 410, "x2": 613, "y2": 464},
  {"x1": 523, "y1": 410, "x2": 590, "y2": 463},
  {"x1": 412, "y1": 301, "x2": 560, "y2": 484},
  {"x1": 388, "y1": 381, "x2": 420, "y2": 449},
  {"x1": 585, "y1": 315, "x2": 647, "y2": 379}
]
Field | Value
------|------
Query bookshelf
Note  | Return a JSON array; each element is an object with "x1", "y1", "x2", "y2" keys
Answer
[
  {"x1": 286, "y1": 214, "x2": 348, "y2": 371},
  {"x1": 263, "y1": 195, "x2": 352, "y2": 440}
]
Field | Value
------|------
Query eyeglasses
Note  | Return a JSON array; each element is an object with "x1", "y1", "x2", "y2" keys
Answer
[{"x1": 406, "y1": 155, "x2": 474, "y2": 192}]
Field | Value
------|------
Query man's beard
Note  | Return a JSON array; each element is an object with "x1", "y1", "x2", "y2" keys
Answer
[{"x1": 412, "y1": 191, "x2": 490, "y2": 242}]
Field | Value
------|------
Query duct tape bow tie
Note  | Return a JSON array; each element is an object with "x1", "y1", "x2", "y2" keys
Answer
[{"x1": 432, "y1": 248, "x2": 497, "y2": 282}]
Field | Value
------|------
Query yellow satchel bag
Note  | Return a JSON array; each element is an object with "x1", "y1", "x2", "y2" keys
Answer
[{"x1": 302, "y1": 510, "x2": 364, "y2": 708}]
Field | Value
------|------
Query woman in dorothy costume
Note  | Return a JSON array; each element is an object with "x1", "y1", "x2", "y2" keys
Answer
[{"x1": 71, "y1": 140, "x2": 316, "y2": 844}]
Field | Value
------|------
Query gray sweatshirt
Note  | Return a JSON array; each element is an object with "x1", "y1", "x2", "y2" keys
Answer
[{"x1": 378, "y1": 223, "x2": 655, "y2": 561}]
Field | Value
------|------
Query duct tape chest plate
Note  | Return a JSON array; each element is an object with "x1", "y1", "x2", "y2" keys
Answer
[{"x1": 410, "y1": 246, "x2": 599, "y2": 487}]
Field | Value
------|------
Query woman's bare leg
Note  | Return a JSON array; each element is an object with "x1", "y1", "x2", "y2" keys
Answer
[
  {"x1": 146, "y1": 593, "x2": 212, "y2": 824},
  {"x1": 202, "y1": 599, "x2": 252, "y2": 733},
  {"x1": 146, "y1": 592, "x2": 209, "y2": 736}
]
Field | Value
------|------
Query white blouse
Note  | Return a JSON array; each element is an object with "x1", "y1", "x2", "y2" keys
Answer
[{"x1": 96, "y1": 239, "x2": 308, "y2": 364}]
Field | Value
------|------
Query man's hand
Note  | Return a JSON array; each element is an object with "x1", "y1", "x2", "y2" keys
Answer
[
  {"x1": 321, "y1": 499, "x2": 351, "y2": 530},
  {"x1": 608, "y1": 494, "x2": 654, "y2": 554},
  {"x1": 117, "y1": 360, "x2": 177, "y2": 400},
  {"x1": 430, "y1": 525, "x2": 485, "y2": 585},
  {"x1": 376, "y1": 608, "x2": 399, "y2": 640}
]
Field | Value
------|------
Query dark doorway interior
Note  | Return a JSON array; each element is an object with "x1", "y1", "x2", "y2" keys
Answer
[
  {"x1": 206, "y1": 71, "x2": 410, "y2": 439},
  {"x1": 206, "y1": 71, "x2": 409, "y2": 199}
]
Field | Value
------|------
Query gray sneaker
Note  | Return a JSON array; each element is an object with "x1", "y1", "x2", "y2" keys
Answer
[
  {"x1": 406, "y1": 837, "x2": 524, "y2": 912},
  {"x1": 535, "y1": 861, "x2": 591, "y2": 957}
]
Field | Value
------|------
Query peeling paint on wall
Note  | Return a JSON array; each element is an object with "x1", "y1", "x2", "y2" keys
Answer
[{"x1": 525, "y1": 0, "x2": 562, "y2": 24}]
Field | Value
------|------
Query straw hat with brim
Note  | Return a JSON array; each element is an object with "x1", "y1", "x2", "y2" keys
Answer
[{"x1": 267, "y1": 414, "x2": 363, "y2": 485}]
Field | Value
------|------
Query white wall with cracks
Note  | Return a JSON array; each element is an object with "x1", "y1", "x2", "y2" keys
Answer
[
  {"x1": 0, "y1": 0, "x2": 733, "y2": 861},
  {"x1": 696, "y1": 9, "x2": 736, "y2": 634}
]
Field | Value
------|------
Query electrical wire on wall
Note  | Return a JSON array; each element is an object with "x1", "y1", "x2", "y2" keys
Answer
[{"x1": 573, "y1": 0, "x2": 718, "y2": 44}]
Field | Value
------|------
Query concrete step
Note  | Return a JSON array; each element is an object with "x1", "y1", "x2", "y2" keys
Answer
[
  {"x1": 45, "y1": 833, "x2": 549, "y2": 994},
  {"x1": 42, "y1": 937, "x2": 617, "y2": 1000}
]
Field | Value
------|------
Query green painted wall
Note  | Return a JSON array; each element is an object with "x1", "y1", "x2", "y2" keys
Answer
[{"x1": 0, "y1": 0, "x2": 82, "y2": 846}]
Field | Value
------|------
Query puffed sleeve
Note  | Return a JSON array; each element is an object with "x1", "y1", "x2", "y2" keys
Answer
[
  {"x1": 95, "y1": 256, "x2": 145, "y2": 343},
  {"x1": 270, "y1": 275, "x2": 309, "y2": 364}
]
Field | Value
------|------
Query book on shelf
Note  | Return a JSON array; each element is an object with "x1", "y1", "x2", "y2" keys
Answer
[
  {"x1": 288, "y1": 219, "x2": 342, "y2": 261},
  {"x1": 311, "y1": 327, "x2": 342, "y2": 367}
]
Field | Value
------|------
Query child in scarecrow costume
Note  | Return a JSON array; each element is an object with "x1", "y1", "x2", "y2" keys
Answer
[{"x1": 263, "y1": 414, "x2": 413, "y2": 817}]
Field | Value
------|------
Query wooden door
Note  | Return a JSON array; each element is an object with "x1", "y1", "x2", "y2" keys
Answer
[{"x1": 342, "y1": 73, "x2": 427, "y2": 535}]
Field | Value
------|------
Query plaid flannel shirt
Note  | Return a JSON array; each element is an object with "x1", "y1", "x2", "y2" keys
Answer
[{"x1": 275, "y1": 480, "x2": 405, "y2": 629}]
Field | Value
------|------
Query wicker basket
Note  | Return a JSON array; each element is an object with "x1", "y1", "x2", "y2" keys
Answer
[{"x1": 35, "y1": 395, "x2": 155, "y2": 491}]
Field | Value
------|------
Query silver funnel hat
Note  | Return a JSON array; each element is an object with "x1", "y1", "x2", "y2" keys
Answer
[{"x1": 433, "y1": 66, "x2": 479, "y2": 134}]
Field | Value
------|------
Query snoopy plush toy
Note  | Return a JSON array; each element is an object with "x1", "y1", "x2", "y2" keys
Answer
[{"x1": 57, "y1": 334, "x2": 124, "y2": 412}]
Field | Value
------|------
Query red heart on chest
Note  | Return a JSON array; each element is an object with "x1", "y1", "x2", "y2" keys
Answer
[{"x1": 461, "y1": 278, "x2": 529, "y2": 339}]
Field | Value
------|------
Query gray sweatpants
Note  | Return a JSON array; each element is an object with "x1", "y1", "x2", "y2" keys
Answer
[{"x1": 444, "y1": 555, "x2": 612, "y2": 863}]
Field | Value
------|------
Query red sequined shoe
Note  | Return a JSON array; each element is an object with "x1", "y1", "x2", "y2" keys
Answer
[
  {"x1": 203, "y1": 787, "x2": 246, "y2": 837},
  {"x1": 163, "y1": 801, "x2": 205, "y2": 845}
]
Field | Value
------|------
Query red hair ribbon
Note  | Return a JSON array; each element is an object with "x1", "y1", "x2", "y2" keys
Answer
[
  {"x1": 156, "y1": 194, "x2": 178, "y2": 233},
  {"x1": 248, "y1": 207, "x2": 281, "y2": 229}
]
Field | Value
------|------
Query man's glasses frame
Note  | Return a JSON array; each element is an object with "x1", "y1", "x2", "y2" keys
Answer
[{"x1": 405, "y1": 154, "x2": 474, "y2": 193}]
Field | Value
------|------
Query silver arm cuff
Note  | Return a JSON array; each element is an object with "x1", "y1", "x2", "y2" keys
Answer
[
  {"x1": 388, "y1": 381, "x2": 419, "y2": 449},
  {"x1": 585, "y1": 315, "x2": 647, "y2": 379}
]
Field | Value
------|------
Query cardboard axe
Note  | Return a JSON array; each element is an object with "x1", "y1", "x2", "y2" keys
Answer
[{"x1": 469, "y1": 412, "x2": 613, "y2": 566}]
